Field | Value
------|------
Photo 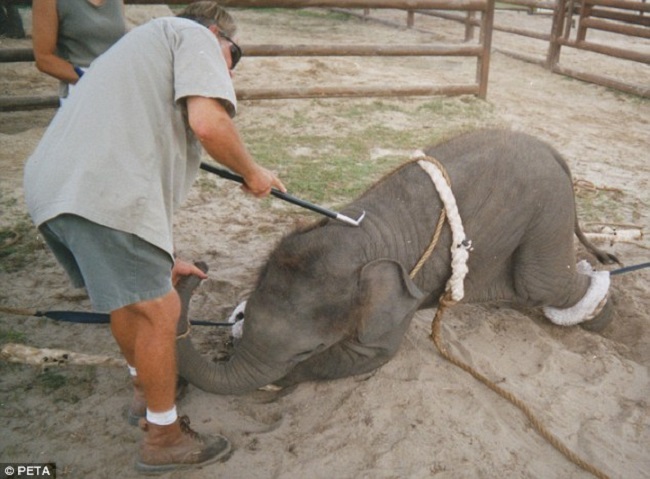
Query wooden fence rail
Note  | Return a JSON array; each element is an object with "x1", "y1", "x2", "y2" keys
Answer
[
  {"x1": 547, "y1": 0, "x2": 649, "y2": 97},
  {"x1": 0, "y1": 0, "x2": 495, "y2": 111},
  {"x1": 393, "y1": 0, "x2": 649, "y2": 96},
  {"x1": 403, "y1": 0, "x2": 555, "y2": 66}
]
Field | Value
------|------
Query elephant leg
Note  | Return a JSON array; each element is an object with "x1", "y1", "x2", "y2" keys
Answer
[
  {"x1": 510, "y1": 199, "x2": 587, "y2": 306},
  {"x1": 543, "y1": 260, "x2": 612, "y2": 329},
  {"x1": 276, "y1": 311, "x2": 416, "y2": 387},
  {"x1": 512, "y1": 220, "x2": 611, "y2": 328},
  {"x1": 275, "y1": 340, "x2": 397, "y2": 387}
]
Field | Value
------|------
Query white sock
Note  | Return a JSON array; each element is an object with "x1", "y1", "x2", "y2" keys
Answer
[
  {"x1": 146, "y1": 406, "x2": 178, "y2": 426},
  {"x1": 127, "y1": 364, "x2": 137, "y2": 377}
]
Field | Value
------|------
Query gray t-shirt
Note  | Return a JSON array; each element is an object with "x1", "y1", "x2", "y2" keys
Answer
[
  {"x1": 56, "y1": 0, "x2": 126, "y2": 68},
  {"x1": 56, "y1": 0, "x2": 127, "y2": 98},
  {"x1": 24, "y1": 17, "x2": 237, "y2": 258}
]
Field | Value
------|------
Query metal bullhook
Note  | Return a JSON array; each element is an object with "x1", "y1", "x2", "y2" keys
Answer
[{"x1": 200, "y1": 162, "x2": 366, "y2": 226}]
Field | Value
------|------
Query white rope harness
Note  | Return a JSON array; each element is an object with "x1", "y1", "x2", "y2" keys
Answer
[{"x1": 413, "y1": 152, "x2": 472, "y2": 302}]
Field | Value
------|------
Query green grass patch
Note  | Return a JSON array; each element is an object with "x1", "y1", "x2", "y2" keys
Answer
[
  {"x1": 575, "y1": 187, "x2": 627, "y2": 224},
  {"x1": 240, "y1": 96, "x2": 495, "y2": 204},
  {"x1": 36, "y1": 370, "x2": 67, "y2": 391},
  {"x1": 34, "y1": 367, "x2": 97, "y2": 404},
  {"x1": 0, "y1": 328, "x2": 26, "y2": 345}
]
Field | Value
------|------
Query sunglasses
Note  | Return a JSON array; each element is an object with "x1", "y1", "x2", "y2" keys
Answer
[{"x1": 218, "y1": 32, "x2": 242, "y2": 70}]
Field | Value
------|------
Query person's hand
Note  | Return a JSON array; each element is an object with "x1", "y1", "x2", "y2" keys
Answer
[
  {"x1": 242, "y1": 166, "x2": 286, "y2": 198},
  {"x1": 171, "y1": 259, "x2": 208, "y2": 286}
]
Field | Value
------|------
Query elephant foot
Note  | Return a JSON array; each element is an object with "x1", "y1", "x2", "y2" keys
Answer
[
  {"x1": 543, "y1": 260, "x2": 610, "y2": 327},
  {"x1": 579, "y1": 297, "x2": 614, "y2": 333}
]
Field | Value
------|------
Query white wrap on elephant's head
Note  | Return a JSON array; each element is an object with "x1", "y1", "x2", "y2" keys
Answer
[
  {"x1": 227, "y1": 300, "x2": 246, "y2": 339},
  {"x1": 543, "y1": 260, "x2": 610, "y2": 326}
]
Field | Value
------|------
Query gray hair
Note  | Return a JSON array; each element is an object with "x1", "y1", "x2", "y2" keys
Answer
[{"x1": 177, "y1": 1, "x2": 237, "y2": 37}]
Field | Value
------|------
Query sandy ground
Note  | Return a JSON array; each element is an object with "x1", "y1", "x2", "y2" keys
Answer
[{"x1": 1, "y1": 6, "x2": 649, "y2": 479}]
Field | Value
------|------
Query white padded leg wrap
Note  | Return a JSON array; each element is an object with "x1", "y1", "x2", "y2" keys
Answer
[{"x1": 543, "y1": 260, "x2": 610, "y2": 326}]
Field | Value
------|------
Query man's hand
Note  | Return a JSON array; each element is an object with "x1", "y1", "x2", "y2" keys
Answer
[
  {"x1": 241, "y1": 165, "x2": 286, "y2": 198},
  {"x1": 172, "y1": 259, "x2": 208, "y2": 286}
]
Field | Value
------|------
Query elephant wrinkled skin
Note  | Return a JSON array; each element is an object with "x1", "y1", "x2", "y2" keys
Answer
[{"x1": 176, "y1": 129, "x2": 618, "y2": 395}]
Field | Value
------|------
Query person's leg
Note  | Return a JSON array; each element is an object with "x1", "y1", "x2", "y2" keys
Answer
[
  {"x1": 121, "y1": 289, "x2": 231, "y2": 474},
  {"x1": 41, "y1": 215, "x2": 230, "y2": 473},
  {"x1": 111, "y1": 289, "x2": 180, "y2": 414},
  {"x1": 110, "y1": 308, "x2": 138, "y2": 368},
  {"x1": 111, "y1": 290, "x2": 180, "y2": 426}
]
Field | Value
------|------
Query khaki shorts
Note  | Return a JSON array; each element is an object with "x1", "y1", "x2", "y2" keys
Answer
[{"x1": 39, "y1": 214, "x2": 173, "y2": 313}]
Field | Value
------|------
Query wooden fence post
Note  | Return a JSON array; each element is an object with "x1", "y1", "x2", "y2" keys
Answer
[
  {"x1": 477, "y1": 0, "x2": 495, "y2": 98},
  {"x1": 547, "y1": 0, "x2": 568, "y2": 69}
]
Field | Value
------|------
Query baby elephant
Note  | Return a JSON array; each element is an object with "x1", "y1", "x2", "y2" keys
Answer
[{"x1": 176, "y1": 128, "x2": 618, "y2": 395}]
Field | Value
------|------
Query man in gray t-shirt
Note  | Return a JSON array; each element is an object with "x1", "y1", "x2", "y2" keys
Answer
[{"x1": 24, "y1": 2, "x2": 284, "y2": 474}]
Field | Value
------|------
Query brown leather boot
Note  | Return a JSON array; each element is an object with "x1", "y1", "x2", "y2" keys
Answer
[{"x1": 135, "y1": 415, "x2": 231, "y2": 475}]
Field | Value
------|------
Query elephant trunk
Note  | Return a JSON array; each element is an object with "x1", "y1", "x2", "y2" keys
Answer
[{"x1": 176, "y1": 335, "x2": 288, "y2": 395}]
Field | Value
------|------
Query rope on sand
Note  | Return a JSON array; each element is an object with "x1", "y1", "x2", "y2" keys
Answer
[
  {"x1": 409, "y1": 155, "x2": 610, "y2": 479},
  {"x1": 430, "y1": 296, "x2": 610, "y2": 479}
]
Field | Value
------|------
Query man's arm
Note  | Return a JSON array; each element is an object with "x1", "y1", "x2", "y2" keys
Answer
[{"x1": 186, "y1": 96, "x2": 286, "y2": 197}]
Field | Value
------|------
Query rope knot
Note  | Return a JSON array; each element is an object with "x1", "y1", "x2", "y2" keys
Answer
[{"x1": 439, "y1": 292, "x2": 457, "y2": 308}]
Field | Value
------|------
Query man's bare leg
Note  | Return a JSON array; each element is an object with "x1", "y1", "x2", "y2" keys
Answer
[
  {"x1": 114, "y1": 289, "x2": 180, "y2": 413},
  {"x1": 111, "y1": 289, "x2": 230, "y2": 474}
]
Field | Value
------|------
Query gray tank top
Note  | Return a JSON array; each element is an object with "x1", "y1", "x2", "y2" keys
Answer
[{"x1": 56, "y1": 0, "x2": 126, "y2": 68}]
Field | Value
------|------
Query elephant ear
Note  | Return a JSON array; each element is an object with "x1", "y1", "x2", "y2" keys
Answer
[{"x1": 356, "y1": 259, "x2": 425, "y2": 346}]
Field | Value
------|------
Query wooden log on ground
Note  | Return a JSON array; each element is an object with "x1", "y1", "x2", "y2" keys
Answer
[{"x1": 1, "y1": 343, "x2": 127, "y2": 368}]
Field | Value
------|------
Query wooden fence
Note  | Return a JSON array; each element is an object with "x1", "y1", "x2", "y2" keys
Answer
[
  {"x1": 0, "y1": 0, "x2": 495, "y2": 111},
  {"x1": 370, "y1": 0, "x2": 649, "y2": 97},
  {"x1": 547, "y1": 0, "x2": 650, "y2": 97}
]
